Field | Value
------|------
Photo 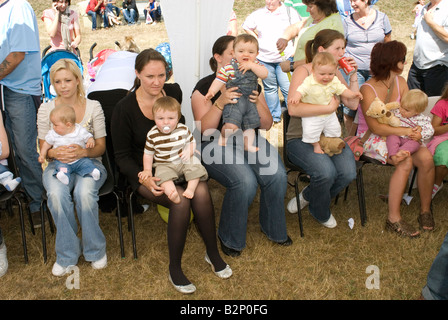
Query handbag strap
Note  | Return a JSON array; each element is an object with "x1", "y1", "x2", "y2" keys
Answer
[{"x1": 360, "y1": 76, "x2": 396, "y2": 144}]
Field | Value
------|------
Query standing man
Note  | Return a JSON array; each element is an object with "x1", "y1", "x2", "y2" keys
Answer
[
  {"x1": 0, "y1": 0, "x2": 44, "y2": 229},
  {"x1": 407, "y1": 0, "x2": 448, "y2": 97},
  {"x1": 242, "y1": 0, "x2": 301, "y2": 123}
]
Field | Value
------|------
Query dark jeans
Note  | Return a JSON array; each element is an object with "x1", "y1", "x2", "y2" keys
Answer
[{"x1": 407, "y1": 63, "x2": 448, "y2": 97}]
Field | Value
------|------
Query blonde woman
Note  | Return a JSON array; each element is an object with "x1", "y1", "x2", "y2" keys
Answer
[{"x1": 37, "y1": 59, "x2": 108, "y2": 276}]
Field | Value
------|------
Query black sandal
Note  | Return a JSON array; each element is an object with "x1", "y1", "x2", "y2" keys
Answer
[
  {"x1": 385, "y1": 219, "x2": 420, "y2": 238},
  {"x1": 418, "y1": 212, "x2": 435, "y2": 231}
]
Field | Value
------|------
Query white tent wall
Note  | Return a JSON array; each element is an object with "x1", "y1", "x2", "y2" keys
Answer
[{"x1": 161, "y1": 0, "x2": 234, "y2": 130}]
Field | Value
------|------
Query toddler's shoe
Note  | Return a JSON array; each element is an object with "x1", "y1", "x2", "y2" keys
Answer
[{"x1": 4, "y1": 177, "x2": 21, "y2": 192}]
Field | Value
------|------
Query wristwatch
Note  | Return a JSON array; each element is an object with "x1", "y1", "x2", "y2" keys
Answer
[{"x1": 290, "y1": 61, "x2": 295, "y2": 72}]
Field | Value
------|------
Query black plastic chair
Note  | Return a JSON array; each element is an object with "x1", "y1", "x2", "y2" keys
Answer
[
  {"x1": 282, "y1": 110, "x2": 367, "y2": 236},
  {"x1": 40, "y1": 151, "x2": 125, "y2": 263},
  {"x1": 0, "y1": 133, "x2": 31, "y2": 263}
]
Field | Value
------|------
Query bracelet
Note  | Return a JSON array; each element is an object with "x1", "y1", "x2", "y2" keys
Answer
[
  {"x1": 350, "y1": 78, "x2": 358, "y2": 82},
  {"x1": 290, "y1": 61, "x2": 295, "y2": 73},
  {"x1": 214, "y1": 101, "x2": 223, "y2": 111}
]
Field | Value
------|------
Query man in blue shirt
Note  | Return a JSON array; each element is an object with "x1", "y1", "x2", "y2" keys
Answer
[{"x1": 0, "y1": 0, "x2": 44, "y2": 235}]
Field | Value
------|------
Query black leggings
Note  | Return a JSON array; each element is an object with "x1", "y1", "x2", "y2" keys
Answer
[{"x1": 138, "y1": 181, "x2": 226, "y2": 285}]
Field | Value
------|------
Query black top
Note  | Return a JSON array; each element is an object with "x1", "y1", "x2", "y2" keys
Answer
[{"x1": 111, "y1": 83, "x2": 183, "y2": 190}]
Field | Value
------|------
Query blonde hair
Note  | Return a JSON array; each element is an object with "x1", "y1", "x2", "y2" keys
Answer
[
  {"x1": 50, "y1": 104, "x2": 76, "y2": 125},
  {"x1": 49, "y1": 59, "x2": 86, "y2": 104},
  {"x1": 153, "y1": 96, "x2": 181, "y2": 120},
  {"x1": 311, "y1": 52, "x2": 337, "y2": 70},
  {"x1": 401, "y1": 89, "x2": 428, "y2": 114}
]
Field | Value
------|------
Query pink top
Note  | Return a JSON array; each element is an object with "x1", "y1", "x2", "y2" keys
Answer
[
  {"x1": 42, "y1": 9, "x2": 79, "y2": 51},
  {"x1": 357, "y1": 77, "x2": 401, "y2": 133}
]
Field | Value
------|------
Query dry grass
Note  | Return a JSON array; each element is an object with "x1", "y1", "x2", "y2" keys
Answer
[{"x1": 1, "y1": 0, "x2": 447, "y2": 301}]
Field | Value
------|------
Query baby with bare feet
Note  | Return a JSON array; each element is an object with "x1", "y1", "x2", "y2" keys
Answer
[
  {"x1": 290, "y1": 52, "x2": 363, "y2": 154},
  {"x1": 138, "y1": 97, "x2": 208, "y2": 203},
  {"x1": 205, "y1": 34, "x2": 268, "y2": 152},
  {"x1": 386, "y1": 89, "x2": 434, "y2": 165}
]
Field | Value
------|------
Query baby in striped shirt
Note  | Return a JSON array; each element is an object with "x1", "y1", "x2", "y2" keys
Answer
[{"x1": 138, "y1": 97, "x2": 208, "y2": 203}]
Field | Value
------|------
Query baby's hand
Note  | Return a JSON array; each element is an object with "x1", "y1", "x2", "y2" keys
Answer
[
  {"x1": 138, "y1": 170, "x2": 152, "y2": 181},
  {"x1": 204, "y1": 91, "x2": 214, "y2": 101},
  {"x1": 355, "y1": 92, "x2": 363, "y2": 100},
  {"x1": 238, "y1": 61, "x2": 253, "y2": 74},
  {"x1": 85, "y1": 137, "x2": 95, "y2": 149},
  {"x1": 38, "y1": 155, "x2": 45, "y2": 164},
  {"x1": 413, "y1": 126, "x2": 422, "y2": 132}
]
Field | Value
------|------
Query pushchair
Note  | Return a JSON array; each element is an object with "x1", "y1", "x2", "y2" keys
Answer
[
  {"x1": 86, "y1": 42, "x2": 120, "y2": 83},
  {"x1": 41, "y1": 47, "x2": 83, "y2": 102}
]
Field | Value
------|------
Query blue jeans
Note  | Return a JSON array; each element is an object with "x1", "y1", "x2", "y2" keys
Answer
[
  {"x1": 53, "y1": 158, "x2": 98, "y2": 182},
  {"x1": 259, "y1": 59, "x2": 290, "y2": 122},
  {"x1": 2, "y1": 87, "x2": 43, "y2": 212},
  {"x1": 200, "y1": 132, "x2": 288, "y2": 251},
  {"x1": 87, "y1": 10, "x2": 108, "y2": 29},
  {"x1": 43, "y1": 159, "x2": 107, "y2": 267},
  {"x1": 106, "y1": 3, "x2": 120, "y2": 16},
  {"x1": 422, "y1": 232, "x2": 448, "y2": 300},
  {"x1": 123, "y1": 8, "x2": 138, "y2": 24},
  {"x1": 286, "y1": 138, "x2": 356, "y2": 222}
]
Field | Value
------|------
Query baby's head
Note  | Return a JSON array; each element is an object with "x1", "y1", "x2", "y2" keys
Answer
[
  {"x1": 153, "y1": 96, "x2": 181, "y2": 134},
  {"x1": 233, "y1": 34, "x2": 259, "y2": 64},
  {"x1": 400, "y1": 89, "x2": 428, "y2": 118},
  {"x1": 50, "y1": 105, "x2": 76, "y2": 136},
  {"x1": 311, "y1": 52, "x2": 338, "y2": 85}
]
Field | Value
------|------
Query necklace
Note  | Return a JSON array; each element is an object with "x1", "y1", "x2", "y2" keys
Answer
[
  {"x1": 357, "y1": 8, "x2": 371, "y2": 25},
  {"x1": 381, "y1": 80, "x2": 392, "y2": 95}
]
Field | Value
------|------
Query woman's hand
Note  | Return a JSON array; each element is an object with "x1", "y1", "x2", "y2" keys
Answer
[
  {"x1": 50, "y1": 144, "x2": 85, "y2": 163},
  {"x1": 139, "y1": 175, "x2": 164, "y2": 196},
  {"x1": 344, "y1": 56, "x2": 358, "y2": 72},
  {"x1": 276, "y1": 38, "x2": 288, "y2": 53},
  {"x1": 248, "y1": 89, "x2": 260, "y2": 104},
  {"x1": 220, "y1": 86, "x2": 241, "y2": 105}
]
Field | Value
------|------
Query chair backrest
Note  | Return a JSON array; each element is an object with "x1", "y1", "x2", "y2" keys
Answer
[
  {"x1": 282, "y1": 110, "x2": 306, "y2": 172},
  {"x1": 423, "y1": 95, "x2": 440, "y2": 119},
  {"x1": 98, "y1": 149, "x2": 115, "y2": 197}
]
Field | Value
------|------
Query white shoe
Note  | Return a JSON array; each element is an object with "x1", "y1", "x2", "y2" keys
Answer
[
  {"x1": 205, "y1": 254, "x2": 232, "y2": 279},
  {"x1": 0, "y1": 243, "x2": 8, "y2": 278},
  {"x1": 432, "y1": 183, "x2": 443, "y2": 199},
  {"x1": 287, "y1": 188, "x2": 309, "y2": 214},
  {"x1": 52, "y1": 262, "x2": 74, "y2": 277},
  {"x1": 169, "y1": 274, "x2": 196, "y2": 294},
  {"x1": 321, "y1": 214, "x2": 337, "y2": 228},
  {"x1": 91, "y1": 254, "x2": 107, "y2": 270}
]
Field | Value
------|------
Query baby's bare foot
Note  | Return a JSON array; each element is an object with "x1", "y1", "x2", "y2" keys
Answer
[{"x1": 183, "y1": 189, "x2": 195, "y2": 199}]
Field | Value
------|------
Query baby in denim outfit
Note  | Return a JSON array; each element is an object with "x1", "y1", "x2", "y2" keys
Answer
[{"x1": 205, "y1": 34, "x2": 268, "y2": 152}]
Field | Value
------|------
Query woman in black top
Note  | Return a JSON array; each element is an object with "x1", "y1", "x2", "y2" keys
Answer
[{"x1": 112, "y1": 49, "x2": 231, "y2": 294}]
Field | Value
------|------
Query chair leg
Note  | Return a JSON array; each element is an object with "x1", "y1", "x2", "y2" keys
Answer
[
  {"x1": 40, "y1": 200, "x2": 47, "y2": 263},
  {"x1": 408, "y1": 167, "x2": 418, "y2": 196},
  {"x1": 356, "y1": 162, "x2": 367, "y2": 226},
  {"x1": 15, "y1": 197, "x2": 28, "y2": 264},
  {"x1": 114, "y1": 192, "x2": 125, "y2": 259},
  {"x1": 294, "y1": 174, "x2": 304, "y2": 237},
  {"x1": 128, "y1": 191, "x2": 137, "y2": 259}
]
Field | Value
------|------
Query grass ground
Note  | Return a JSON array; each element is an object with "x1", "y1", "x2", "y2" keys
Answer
[{"x1": 0, "y1": 0, "x2": 446, "y2": 303}]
